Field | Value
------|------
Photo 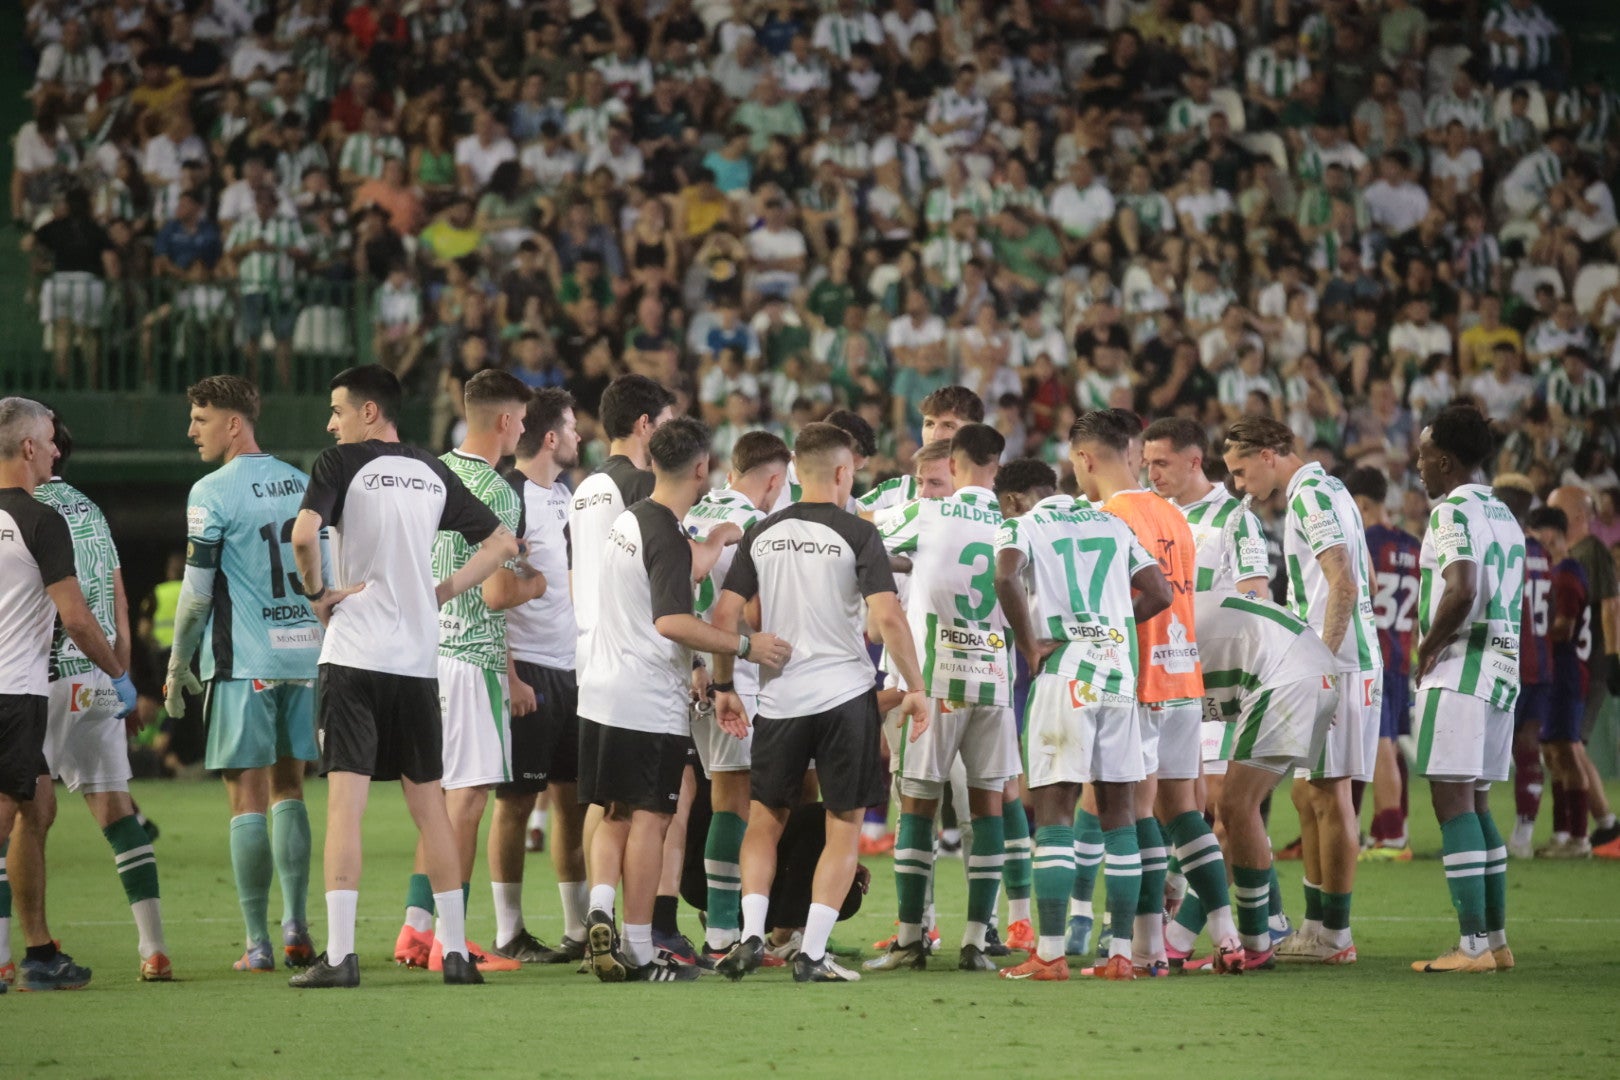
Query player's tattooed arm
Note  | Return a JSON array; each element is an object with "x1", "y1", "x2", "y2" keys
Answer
[
  {"x1": 1415, "y1": 560, "x2": 1477, "y2": 679},
  {"x1": 1315, "y1": 544, "x2": 1356, "y2": 656}
]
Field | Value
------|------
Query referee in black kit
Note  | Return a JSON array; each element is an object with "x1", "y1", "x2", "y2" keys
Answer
[{"x1": 710, "y1": 421, "x2": 927, "y2": 983}]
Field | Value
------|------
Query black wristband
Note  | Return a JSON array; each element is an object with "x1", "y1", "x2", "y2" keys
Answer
[
  {"x1": 306, "y1": 586, "x2": 327, "y2": 603},
  {"x1": 709, "y1": 680, "x2": 735, "y2": 694}
]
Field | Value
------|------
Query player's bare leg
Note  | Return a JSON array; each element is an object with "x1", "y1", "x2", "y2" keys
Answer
[
  {"x1": 548, "y1": 782, "x2": 588, "y2": 952},
  {"x1": 652, "y1": 765, "x2": 696, "y2": 957},
  {"x1": 8, "y1": 776, "x2": 87, "y2": 988}
]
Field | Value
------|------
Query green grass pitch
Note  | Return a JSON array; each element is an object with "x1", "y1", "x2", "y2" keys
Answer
[{"x1": 7, "y1": 778, "x2": 1619, "y2": 1079}]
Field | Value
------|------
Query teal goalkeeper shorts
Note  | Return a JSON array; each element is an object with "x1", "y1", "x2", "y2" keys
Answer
[{"x1": 204, "y1": 678, "x2": 318, "y2": 770}]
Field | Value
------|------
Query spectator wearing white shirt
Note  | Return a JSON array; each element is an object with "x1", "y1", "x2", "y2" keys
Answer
[
  {"x1": 582, "y1": 122, "x2": 645, "y2": 186},
  {"x1": 1363, "y1": 150, "x2": 1431, "y2": 237},
  {"x1": 32, "y1": 16, "x2": 102, "y2": 109},
  {"x1": 775, "y1": 34, "x2": 830, "y2": 99},
  {"x1": 1047, "y1": 156, "x2": 1116, "y2": 254},
  {"x1": 519, "y1": 122, "x2": 582, "y2": 195},
  {"x1": 1483, "y1": 0, "x2": 1566, "y2": 89},
  {"x1": 813, "y1": 0, "x2": 883, "y2": 63},
  {"x1": 1199, "y1": 304, "x2": 1265, "y2": 373},
  {"x1": 926, "y1": 63, "x2": 989, "y2": 161},
  {"x1": 886, "y1": 288, "x2": 948, "y2": 370},
  {"x1": 1525, "y1": 300, "x2": 1594, "y2": 372},
  {"x1": 745, "y1": 197, "x2": 808, "y2": 302},
  {"x1": 1501, "y1": 130, "x2": 1572, "y2": 220},
  {"x1": 1426, "y1": 123, "x2": 1483, "y2": 216},
  {"x1": 1179, "y1": 1, "x2": 1238, "y2": 84},
  {"x1": 1174, "y1": 158, "x2": 1234, "y2": 264},
  {"x1": 229, "y1": 15, "x2": 290, "y2": 95},
  {"x1": 1540, "y1": 159, "x2": 1620, "y2": 282},
  {"x1": 592, "y1": 35, "x2": 654, "y2": 103},
  {"x1": 142, "y1": 110, "x2": 207, "y2": 194},
  {"x1": 455, "y1": 109, "x2": 518, "y2": 196},
  {"x1": 882, "y1": 0, "x2": 938, "y2": 61},
  {"x1": 1388, "y1": 297, "x2": 1452, "y2": 373},
  {"x1": 1007, "y1": 301, "x2": 1070, "y2": 370},
  {"x1": 1467, "y1": 342, "x2": 1536, "y2": 429}
]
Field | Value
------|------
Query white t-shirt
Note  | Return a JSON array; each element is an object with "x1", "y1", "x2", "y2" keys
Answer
[
  {"x1": 301, "y1": 442, "x2": 500, "y2": 678},
  {"x1": 506, "y1": 470, "x2": 577, "y2": 670},
  {"x1": 454, "y1": 135, "x2": 518, "y2": 190}
]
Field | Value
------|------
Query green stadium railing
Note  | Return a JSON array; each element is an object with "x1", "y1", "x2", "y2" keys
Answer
[{"x1": 5, "y1": 273, "x2": 375, "y2": 397}]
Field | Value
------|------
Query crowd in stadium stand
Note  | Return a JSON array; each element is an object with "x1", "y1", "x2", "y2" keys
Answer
[{"x1": 12, "y1": 0, "x2": 1620, "y2": 542}]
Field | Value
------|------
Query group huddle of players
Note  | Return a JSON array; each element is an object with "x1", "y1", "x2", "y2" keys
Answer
[{"x1": 0, "y1": 367, "x2": 1559, "y2": 991}]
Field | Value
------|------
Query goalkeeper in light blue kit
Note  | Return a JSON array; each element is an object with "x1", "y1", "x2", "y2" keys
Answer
[{"x1": 166, "y1": 376, "x2": 327, "y2": 973}]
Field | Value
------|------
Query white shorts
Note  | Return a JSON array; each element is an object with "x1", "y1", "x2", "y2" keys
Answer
[
  {"x1": 1139, "y1": 699, "x2": 1202, "y2": 780},
  {"x1": 693, "y1": 692, "x2": 754, "y2": 775},
  {"x1": 895, "y1": 699, "x2": 1019, "y2": 797},
  {"x1": 1200, "y1": 720, "x2": 1233, "y2": 777},
  {"x1": 1299, "y1": 670, "x2": 1381, "y2": 783},
  {"x1": 437, "y1": 656, "x2": 511, "y2": 790},
  {"x1": 1024, "y1": 673, "x2": 1144, "y2": 788},
  {"x1": 1228, "y1": 675, "x2": 1338, "y2": 776},
  {"x1": 1414, "y1": 687, "x2": 1514, "y2": 784},
  {"x1": 45, "y1": 671, "x2": 132, "y2": 794}
]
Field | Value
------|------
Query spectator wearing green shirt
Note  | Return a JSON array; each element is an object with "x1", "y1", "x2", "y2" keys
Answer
[{"x1": 731, "y1": 74, "x2": 805, "y2": 154}]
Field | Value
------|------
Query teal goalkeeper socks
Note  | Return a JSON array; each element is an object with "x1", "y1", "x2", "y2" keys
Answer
[
  {"x1": 270, "y1": 800, "x2": 311, "y2": 929},
  {"x1": 230, "y1": 813, "x2": 272, "y2": 946},
  {"x1": 704, "y1": 811, "x2": 747, "y2": 932}
]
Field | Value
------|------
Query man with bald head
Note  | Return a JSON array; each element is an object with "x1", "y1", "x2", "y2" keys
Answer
[{"x1": 1546, "y1": 487, "x2": 1620, "y2": 854}]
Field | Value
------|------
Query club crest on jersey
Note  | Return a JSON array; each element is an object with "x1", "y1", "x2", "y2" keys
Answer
[
  {"x1": 1068, "y1": 680, "x2": 1100, "y2": 707},
  {"x1": 251, "y1": 679, "x2": 272, "y2": 693},
  {"x1": 70, "y1": 683, "x2": 94, "y2": 712},
  {"x1": 1362, "y1": 676, "x2": 1380, "y2": 707}
]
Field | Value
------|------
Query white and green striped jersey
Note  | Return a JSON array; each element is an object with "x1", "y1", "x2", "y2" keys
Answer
[
  {"x1": 1417, "y1": 484, "x2": 1525, "y2": 707},
  {"x1": 1546, "y1": 365, "x2": 1606, "y2": 418},
  {"x1": 1244, "y1": 47, "x2": 1309, "y2": 99},
  {"x1": 338, "y1": 131, "x2": 405, "y2": 180},
  {"x1": 1504, "y1": 145, "x2": 1562, "y2": 203},
  {"x1": 226, "y1": 214, "x2": 306, "y2": 294},
  {"x1": 922, "y1": 232, "x2": 987, "y2": 288},
  {"x1": 882, "y1": 486, "x2": 1012, "y2": 706},
  {"x1": 1164, "y1": 96, "x2": 1218, "y2": 136},
  {"x1": 1483, "y1": 1, "x2": 1560, "y2": 72},
  {"x1": 1196, "y1": 591, "x2": 1336, "y2": 723},
  {"x1": 686, "y1": 487, "x2": 767, "y2": 696},
  {"x1": 1424, "y1": 90, "x2": 1492, "y2": 134},
  {"x1": 1183, "y1": 284, "x2": 1236, "y2": 326},
  {"x1": 1076, "y1": 369, "x2": 1133, "y2": 412},
  {"x1": 37, "y1": 478, "x2": 119, "y2": 680},
  {"x1": 1119, "y1": 191, "x2": 1175, "y2": 235},
  {"x1": 1554, "y1": 88, "x2": 1617, "y2": 152},
  {"x1": 432, "y1": 450, "x2": 522, "y2": 672},
  {"x1": 923, "y1": 182, "x2": 991, "y2": 232},
  {"x1": 1177, "y1": 482, "x2": 1269, "y2": 593},
  {"x1": 990, "y1": 184, "x2": 1047, "y2": 217},
  {"x1": 992, "y1": 494, "x2": 1154, "y2": 696},
  {"x1": 856, "y1": 473, "x2": 918, "y2": 518},
  {"x1": 1282, "y1": 462, "x2": 1379, "y2": 673}
]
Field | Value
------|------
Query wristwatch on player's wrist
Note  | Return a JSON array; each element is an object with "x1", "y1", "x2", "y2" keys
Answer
[{"x1": 737, "y1": 634, "x2": 752, "y2": 660}]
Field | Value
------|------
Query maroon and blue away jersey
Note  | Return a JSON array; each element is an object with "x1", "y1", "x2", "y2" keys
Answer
[
  {"x1": 1550, "y1": 556, "x2": 1592, "y2": 698},
  {"x1": 1366, "y1": 523, "x2": 1422, "y2": 677},
  {"x1": 1520, "y1": 536, "x2": 1553, "y2": 686}
]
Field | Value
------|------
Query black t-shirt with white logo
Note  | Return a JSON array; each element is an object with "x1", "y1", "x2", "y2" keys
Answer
[
  {"x1": 722, "y1": 502, "x2": 896, "y2": 716},
  {"x1": 300, "y1": 441, "x2": 499, "y2": 678},
  {"x1": 577, "y1": 499, "x2": 695, "y2": 734},
  {"x1": 569, "y1": 454, "x2": 655, "y2": 640},
  {"x1": 0, "y1": 488, "x2": 77, "y2": 696}
]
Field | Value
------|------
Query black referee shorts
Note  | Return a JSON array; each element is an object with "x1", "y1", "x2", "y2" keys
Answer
[
  {"x1": 577, "y1": 717, "x2": 687, "y2": 813},
  {"x1": 317, "y1": 663, "x2": 442, "y2": 784},
  {"x1": 0, "y1": 693, "x2": 49, "y2": 801},
  {"x1": 752, "y1": 689, "x2": 885, "y2": 813},
  {"x1": 499, "y1": 661, "x2": 580, "y2": 796}
]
